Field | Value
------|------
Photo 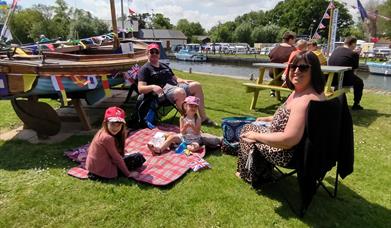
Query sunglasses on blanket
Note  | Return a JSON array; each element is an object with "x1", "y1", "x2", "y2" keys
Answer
[{"x1": 289, "y1": 63, "x2": 311, "y2": 72}]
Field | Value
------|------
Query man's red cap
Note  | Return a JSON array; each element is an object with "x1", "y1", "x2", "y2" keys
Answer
[
  {"x1": 147, "y1": 43, "x2": 160, "y2": 51},
  {"x1": 104, "y1": 106, "x2": 126, "y2": 123}
]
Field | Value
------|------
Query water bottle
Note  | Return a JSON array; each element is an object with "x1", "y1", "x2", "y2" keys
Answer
[{"x1": 175, "y1": 142, "x2": 187, "y2": 154}]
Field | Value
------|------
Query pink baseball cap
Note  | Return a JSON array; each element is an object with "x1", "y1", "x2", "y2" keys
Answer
[
  {"x1": 184, "y1": 96, "x2": 200, "y2": 106},
  {"x1": 104, "y1": 106, "x2": 126, "y2": 123},
  {"x1": 147, "y1": 43, "x2": 160, "y2": 51}
]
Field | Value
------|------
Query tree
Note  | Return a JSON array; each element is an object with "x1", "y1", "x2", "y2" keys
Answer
[
  {"x1": 265, "y1": 0, "x2": 353, "y2": 40},
  {"x1": 176, "y1": 19, "x2": 205, "y2": 42},
  {"x1": 209, "y1": 21, "x2": 237, "y2": 42},
  {"x1": 152, "y1": 13, "x2": 173, "y2": 29},
  {"x1": 70, "y1": 9, "x2": 109, "y2": 39},
  {"x1": 52, "y1": 0, "x2": 71, "y2": 39},
  {"x1": 378, "y1": 0, "x2": 391, "y2": 39},
  {"x1": 233, "y1": 22, "x2": 252, "y2": 44},
  {"x1": 251, "y1": 24, "x2": 281, "y2": 43},
  {"x1": 10, "y1": 8, "x2": 49, "y2": 43}
]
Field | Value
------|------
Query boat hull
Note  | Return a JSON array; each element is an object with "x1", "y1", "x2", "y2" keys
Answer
[{"x1": 367, "y1": 62, "x2": 391, "y2": 76}]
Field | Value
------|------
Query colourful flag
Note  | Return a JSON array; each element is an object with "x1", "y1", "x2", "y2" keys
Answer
[
  {"x1": 70, "y1": 75, "x2": 89, "y2": 88},
  {"x1": 51, "y1": 75, "x2": 68, "y2": 106},
  {"x1": 319, "y1": 23, "x2": 326, "y2": 29},
  {"x1": 22, "y1": 74, "x2": 37, "y2": 92},
  {"x1": 328, "y1": 2, "x2": 335, "y2": 9},
  {"x1": 357, "y1": 0, "x2": 368, "y2": 21},
  {"x1": 87, "y1": 75, "x2": 98, "y2": 89},
  {"x1": 101, "y1": 75, "x2": 111, "y2": 97},
  {"x1": 323, "y1": 12, "x2": 330, "y2": 19},
  {"x1": 128, "y1": 8, "x2": 136, "y2": 15}
]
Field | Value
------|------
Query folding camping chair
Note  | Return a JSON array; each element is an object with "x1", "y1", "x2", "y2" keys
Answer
[
  {"x1": 125, "y1": 83, "x2": 180, "y2": 124},
  {"x1": 269, "y1": 95, "x2": 353, "y2": 217}
]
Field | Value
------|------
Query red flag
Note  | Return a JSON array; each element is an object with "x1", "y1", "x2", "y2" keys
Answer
[
  {"x1": 328, "y1": 2, "x2": 335, "y2": 9},
  {"x1": 128, "y1": 8, "x2": 136, "y2": 15},
  {"x1": 319, "y1": 23, "x2": 326, "y2": 29},
  {"x1": 323, "y1": 12, "x2": 330, "y2": 19},
  {"x1": 45, "y1": 44, "x2": 55, "y2": 51},
  {"x1": 370, "y1": 37, "x2": 380, "y2": 43}
]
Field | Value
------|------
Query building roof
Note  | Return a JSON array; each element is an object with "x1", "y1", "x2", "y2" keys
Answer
[
  {"x1": 194, "y1": 35, "x2": 210, "y2": 41},
  {"x1": 139, "y1": 29, "x2": 187, "y2": 40}
]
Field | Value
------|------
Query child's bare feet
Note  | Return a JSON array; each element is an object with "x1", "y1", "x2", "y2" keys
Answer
[{"x1": 147, "y1": 143, "x2": 162, "y2": 155}]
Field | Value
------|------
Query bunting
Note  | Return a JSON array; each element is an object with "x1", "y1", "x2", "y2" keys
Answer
[
  {"x1": 124, "y1": 64, "x2": 140, "y2": 84},
  {"x1": 70, "y1": 75, "x2": 89, "y2": 88},
  {"x1": 129, "y1": 8, "x2": 136, "y2": 15},
  {"x1": 22, "y1": 74, "x2": 37, "y2": 92},
  {"x1": 319, "y1": 23, "x2": 326, "y2": 29},
  {"x1": 101, "y1": 75, "x2": 111, "y2": 97},
  {"x1": 323, "y1": 12, "x2": 330, "y2": 19},
  {"x1": 357, "y1": 0, "x2": 368, "y2": 21},
  {"x1": 87, "y1": 75, "x2": 98, "y2": 89},
  {"x1": 0, "y1": 1, "x2": 7, "y2": 10},
  {"x1": 328, "y1": 1, "x2": 335, "y2": 9},
  {"x1": 51, "y1": 75, "x2": 68, "y2": 106}
]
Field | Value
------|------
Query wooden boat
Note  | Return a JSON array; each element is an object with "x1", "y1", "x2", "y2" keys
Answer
[
  {"x1": 0, "y1": 40, "x2": 148, "y2": 136},
  {"x1": 367, "y1": 60, "x2": 391, "y2": 76}
]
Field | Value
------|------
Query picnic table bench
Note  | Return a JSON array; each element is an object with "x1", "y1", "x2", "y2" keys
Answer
[{"x1": 243, "y1": 63, "x2": 352, "y2": 110}]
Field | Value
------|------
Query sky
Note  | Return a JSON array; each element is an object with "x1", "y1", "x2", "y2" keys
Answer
[{"x1": 19, "y1": 0, "x2": 368, "y2": 30}]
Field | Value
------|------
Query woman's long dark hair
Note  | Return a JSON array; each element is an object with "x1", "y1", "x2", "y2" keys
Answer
[
  {"x1": 286, "y1": 51, "x2": 325, "y2": 94},
  {"x1": 102, "y1": 121, "x2": 126, "y2": 156}
]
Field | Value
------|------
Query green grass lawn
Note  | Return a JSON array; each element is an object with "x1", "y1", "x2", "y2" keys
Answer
[{"x1": 0, "y1": 73, "x2": 390, "y2": 227}]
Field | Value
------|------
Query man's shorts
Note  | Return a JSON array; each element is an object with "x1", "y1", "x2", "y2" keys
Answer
[{"x1": 162, "y1": 83, "x2": 191, "y2": 103}]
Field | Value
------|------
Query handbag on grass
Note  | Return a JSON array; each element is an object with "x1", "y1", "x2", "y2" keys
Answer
[{"x1": 221, "y1": 116, "x2": 255, "y2": 155}]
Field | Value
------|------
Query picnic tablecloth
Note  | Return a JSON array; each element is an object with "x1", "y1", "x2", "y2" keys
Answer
[{"x1": 65, "y1": 124, "x2": 208, "y2": 185}]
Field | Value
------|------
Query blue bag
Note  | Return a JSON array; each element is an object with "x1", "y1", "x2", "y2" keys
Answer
[{"x1": 221, "y1": 116, "x2": 255, "y2": 155}]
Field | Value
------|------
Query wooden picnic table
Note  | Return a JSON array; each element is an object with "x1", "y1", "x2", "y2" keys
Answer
[{"x1": 243, "y1": 62, "x2": 352, "y2": 110}]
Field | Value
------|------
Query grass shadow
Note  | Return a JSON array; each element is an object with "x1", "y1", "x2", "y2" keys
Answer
[
  {"x1": 253, "y1": 172, "x2": 391, "y2": 226},
  {"x1": 351, "y1": 108, "x2": 391, "y2": 127}
]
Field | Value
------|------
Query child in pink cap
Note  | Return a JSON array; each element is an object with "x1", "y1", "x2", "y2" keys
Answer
[
  {"x1": 147, "y1": 96, "x2": 202, "y2": 154},
  {"x1": 86, "y1": 106, "x2": 135, "y2": 180}
]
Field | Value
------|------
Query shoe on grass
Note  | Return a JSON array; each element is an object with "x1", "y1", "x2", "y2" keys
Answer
[{"x1": 352, "y1": 104, "x2": 364, "y2": 110}]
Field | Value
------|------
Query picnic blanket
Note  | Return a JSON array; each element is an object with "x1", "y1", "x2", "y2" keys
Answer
[{"x1": 65, "y1": 124, "x2": 210, "y2": 185}]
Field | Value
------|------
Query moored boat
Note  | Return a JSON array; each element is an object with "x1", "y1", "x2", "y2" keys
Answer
[{"x1": 367, "y1": 60, "x2": 391, "y2": 76}]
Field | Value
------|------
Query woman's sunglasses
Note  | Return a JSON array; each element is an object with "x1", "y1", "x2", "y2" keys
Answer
[
  {"x1": 289, "y1": 63, "x2": 311, "y2": 72},
  {"x1": 149, "y1": 50, "x2": 160, "y2": 55}
]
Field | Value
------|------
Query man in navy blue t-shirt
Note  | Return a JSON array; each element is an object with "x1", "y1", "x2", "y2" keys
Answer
[{"x1": 138, "y1": 43, "x2": 216, "y2": 126}]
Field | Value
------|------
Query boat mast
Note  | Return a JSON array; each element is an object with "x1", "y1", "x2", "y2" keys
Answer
[
  {"x1": 120, "y1": 0, "x2": 125, "y2": 39},
  {"x1": 109, "y1": 0, "x2": 120, "y2": 49}
]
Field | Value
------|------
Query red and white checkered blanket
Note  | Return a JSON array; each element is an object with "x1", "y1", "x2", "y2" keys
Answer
[{"x1": 65, "y1": 124, "x2": 208, "y2": 186}]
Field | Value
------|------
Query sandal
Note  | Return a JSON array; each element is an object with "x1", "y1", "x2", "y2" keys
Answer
[{"x1": 201, "y1": 118, "x2": 218, "y2": 127}]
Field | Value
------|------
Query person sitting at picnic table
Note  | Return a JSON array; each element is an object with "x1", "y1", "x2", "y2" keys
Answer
[
  {"x1": 328, "y1": 36, "x2": 364, "y2": 110},
  {"x1": 86, "y1": 107, "x2": 135, "y2": 180},
  {"x1": 282, "y1": 39, "x2": 308, "y2": 82},
  {"x1": 307, "y1": 39, "x2": 327, "y2": 65},
  {"x1": 268, "y1": 31, "x2": 297, "y2": 96},
  {"x1": 137, "y1": 43, "x2": 217, "y2": 126},
  {"x1": 236, "y1": 51, "x2": 326, "y2": 186}
]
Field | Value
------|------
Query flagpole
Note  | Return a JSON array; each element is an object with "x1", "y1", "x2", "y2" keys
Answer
[{"x1": 326, "y1": 0, "x2": 334, "y2": 57}]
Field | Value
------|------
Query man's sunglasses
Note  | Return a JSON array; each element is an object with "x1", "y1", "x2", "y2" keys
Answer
[
  {"x1": 149, "y1": 50, "x2": 160, "y2": 55},
  {"x1": 289, "y1": 63, "x2": 311, "y2": 72}
]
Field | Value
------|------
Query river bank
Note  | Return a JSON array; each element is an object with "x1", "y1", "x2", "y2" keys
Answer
[{"x1": 167, "y1": 52, "x2": 370, "y2": 71}]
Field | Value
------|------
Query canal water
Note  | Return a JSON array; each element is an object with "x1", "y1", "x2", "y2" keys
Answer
[{"x1": 170, "y1": 60, "x2": 391, "y2": 92}]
